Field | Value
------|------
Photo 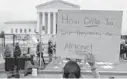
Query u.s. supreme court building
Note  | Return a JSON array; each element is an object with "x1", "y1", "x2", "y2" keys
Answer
[
  {"x1": 3, "y1": 0, "x2": 80, "y2": 42},
  {"x1": 1, "y1": 0, "x2": 80, "y2": 56}
]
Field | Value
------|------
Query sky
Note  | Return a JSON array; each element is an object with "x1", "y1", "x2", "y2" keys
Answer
[{"x1": 0, "y1": 0, "x2": 127, "y2": 34}]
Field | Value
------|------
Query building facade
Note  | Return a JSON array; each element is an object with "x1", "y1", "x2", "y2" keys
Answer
[
  {"x1": 4, "y1": 0, "x2": 80, "y2": 35},
  {"x1": 36, "y1": 0, "x2": 80, "y2": 35},
  {"x1": 1, "y1": 0, "x2": 80, "y2": 58},
  {"x1": 4, "y1": 21, "x2": 37, "y2": 34}
]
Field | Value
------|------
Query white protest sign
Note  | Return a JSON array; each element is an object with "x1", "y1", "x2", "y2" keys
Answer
[{"x1": 56, "y1": 10, "x2": 123, "y2": 63}]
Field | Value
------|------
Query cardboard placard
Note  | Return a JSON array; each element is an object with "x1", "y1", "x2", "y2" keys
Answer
[{"x1": 56, "y1": 10, "x2": 123, "y2": 63}]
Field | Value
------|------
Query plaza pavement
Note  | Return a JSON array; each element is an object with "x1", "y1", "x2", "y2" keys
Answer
[{"x1": 0, "y1": 57, "x2": 127, "y2": 78}]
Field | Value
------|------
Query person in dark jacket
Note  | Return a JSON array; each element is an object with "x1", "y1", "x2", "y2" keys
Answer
[
  {"x1": 120, "y1": 43, "x2": 126, "y2": 60},
  {"x1": 48, "y1": 40, "x2": 53, "y2": 62},
  {"x1": 14, "y1": 43, "x2": 21, "y2": 58},
  {"x1": 13, "y1": 42, "x2": 21, "y2": 78}
]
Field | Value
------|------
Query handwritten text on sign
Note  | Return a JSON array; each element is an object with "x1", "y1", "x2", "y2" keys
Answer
[
  {"x1": 59, "y1": 30, "x2": 119, "y2": 37},
  {"x1": 61, "y1": 14, "x2": 114, "y2": 27},
  {"x1": 64, "y1": 43, "x2": 92, "y2": 55},
  {"x1": 56, "y1": 10, "x2": 123, "y2": 62}
]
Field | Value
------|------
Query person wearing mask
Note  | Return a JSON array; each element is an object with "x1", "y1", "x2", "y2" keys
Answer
[{"x1": 63, "y1": 53, "x2": 100, "y2": 78}]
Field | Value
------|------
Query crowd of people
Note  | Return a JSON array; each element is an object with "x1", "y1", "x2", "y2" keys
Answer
[
  {"x1": 3, "y1": 36, "x2": 102, "y2": 79},
  {"x1": 3, "y1": 40, "x2": 101, "y2": 78},
  {"x1": 4, "y1": 43, "x2": 21, "y2": 78},
  {"x1": 3, "y1": 38, "x2": 56, "y2": 78}
]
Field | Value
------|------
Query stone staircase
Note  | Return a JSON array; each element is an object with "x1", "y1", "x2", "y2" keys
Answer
[{"x1": 43, "y1": 53, "x2": 49, "y2": 64}]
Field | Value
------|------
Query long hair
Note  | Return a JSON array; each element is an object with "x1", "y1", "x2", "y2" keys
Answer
[{"x1": 63, "y1": 60, "x2": 81, "y2": 78}]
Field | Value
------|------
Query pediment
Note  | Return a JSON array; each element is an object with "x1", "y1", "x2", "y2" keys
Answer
[{"x1": 36, "y1": 0, "x2": 80, "y2": 9}]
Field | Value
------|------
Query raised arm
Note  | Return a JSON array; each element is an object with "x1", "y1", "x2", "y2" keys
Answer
[{"x1": 86, "y1": 53, "x2": 100, "y2": 78}]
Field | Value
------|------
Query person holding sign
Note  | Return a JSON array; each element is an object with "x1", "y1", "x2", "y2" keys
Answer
[{"x1": 63, "y1": 53, "x2": 100, "y2": 78}]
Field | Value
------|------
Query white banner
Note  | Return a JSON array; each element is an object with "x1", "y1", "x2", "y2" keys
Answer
[{"x1": 56, "y1": 10, "x2": 123, "y2": 63}]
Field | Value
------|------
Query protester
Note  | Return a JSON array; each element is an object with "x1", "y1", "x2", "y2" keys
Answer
[
  {"x1": 63, "y1": 53, "x2": 100, "y2": 78},
  {"x1": 36, "y1": 42, "x2": 45, "y2": 66},
  {"x1": 13, "y1": 42, "x2": 21, "y2": 78},
  {"x1": 14, "y1": 42, "x2": 21, "y2": 58},
  {"x1": 63, "y1": 61, "x2": 80, "y2": 78},
  {"x1": 49, "y1": 35, "x2": 56, "y2": 55},
  {"x1": 53, "y1": 43, "x2": 56, "y2": 55},
  {"x1": 24, "y1": 47, "x2": 34, "y2": 76},
  {"x1": 120, "y1": 43, "x2": 126, "y2": 60},
  {"x1": 4, "y1": 44, "x2": 12, "y2": 58},
  {"x1": 4, "y1": 44, "x2": 14, "y2": 78},
  {"x1": 48, "y1": 40, "x2": 53, "y2": 62}
]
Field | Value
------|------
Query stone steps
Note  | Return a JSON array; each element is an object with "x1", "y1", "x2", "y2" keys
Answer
[{"x1": 43, "y1": 53, "x2": 49, "y2": 63}]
